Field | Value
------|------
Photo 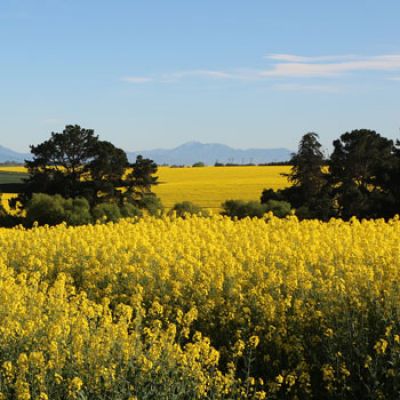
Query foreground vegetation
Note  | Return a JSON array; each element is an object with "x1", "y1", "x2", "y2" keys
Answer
[{"x1": 0, "y1": 215, "x2": 399, "y2": 399}]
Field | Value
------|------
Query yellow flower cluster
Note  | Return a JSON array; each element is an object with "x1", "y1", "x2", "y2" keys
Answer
[{"x1": 0, "y1": 215, "x2": 399, "y2": 398}]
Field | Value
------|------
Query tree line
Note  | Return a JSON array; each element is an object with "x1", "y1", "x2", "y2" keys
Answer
[{"x1": 261, "y1": 129, "x2": 400, "y2": 220}]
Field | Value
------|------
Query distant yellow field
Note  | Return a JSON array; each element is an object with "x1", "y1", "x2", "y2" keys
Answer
[
  {"x1": 155, "y1": 166, "x2": 291, "y2": 209},
  {"x1": 0, "y1": 166, "x2": 27, "y2": 173},
  {"x1": 0, "y1": 165, "x2": 291, "y2": 210}
]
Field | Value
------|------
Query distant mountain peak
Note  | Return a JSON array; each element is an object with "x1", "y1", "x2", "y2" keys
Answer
[
  {"x1": 128, "y1": 142, "x2": 291, "y2": 165},
  {"x1": 178, "y1": 141, "x2": 202, "y2": 147}
]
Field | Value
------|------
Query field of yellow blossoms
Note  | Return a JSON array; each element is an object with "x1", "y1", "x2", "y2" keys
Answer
[
  {"x1": 0, "y1": 215, "x2": 399, "y2": 399},
  {"x1": 154, "y1": 166, "x2": 290, "y2": 209}
]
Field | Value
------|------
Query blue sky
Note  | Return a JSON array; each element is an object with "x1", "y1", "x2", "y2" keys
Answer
[{"x1": 1, "y1": 0, "x2": 400, "y2": 153}]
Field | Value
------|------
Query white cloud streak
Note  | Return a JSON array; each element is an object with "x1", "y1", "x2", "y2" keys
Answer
[
  {"x1": 273, "y1": 83, "x2": 343, "y2": 93},
  {"x1": 170, "y1": 70, "x2": 236, "y2": 79},
  {"x1": 121, "y1": 76, "x2": 153, "y2": 84},
  {"x1": 262, "y1": 54, "x2": 400, "y2": 78},
  {"x1": 266, "y1": 54, "x2": 357, "y2": 63},
  {"x1": 122, "y1": 54, "x2": 400, "y2": 85},
  {"x1": 161, "y1": 69, "x2": 262, "y2": 82}
]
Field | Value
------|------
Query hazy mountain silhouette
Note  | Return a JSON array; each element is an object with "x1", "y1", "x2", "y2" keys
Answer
[
  {"x1": 128, "y1": 141, "x2": 291, "y2": 165},
  {"x1": 0, "y1": 146, "x2": 31, "y2": 163},
  {"x1": 0, "y1": 142, "x2": 292, "y2": 165}
]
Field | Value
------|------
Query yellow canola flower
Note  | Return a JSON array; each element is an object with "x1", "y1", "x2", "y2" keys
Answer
[
  {"x1": 249, "y1": 335, "x2": 260, "y2": 349},
  {"x1": 374, "y1": 339, "x2": 389, "y2": 355}
]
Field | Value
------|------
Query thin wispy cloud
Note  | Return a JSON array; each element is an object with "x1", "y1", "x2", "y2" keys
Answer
[
  {"x1": 170, "y1": 70, "x2": 236, "y2": 79},
  {"x1": 262, "y1": 54, "x2": 400, "y2": 78},
  {"x1": 122, "y1": 71, "x2": 242, "y2": 84},
  {"x1": 273, "y1": 83, "x2": 343, "y2": 93},
  {"x1": 122, "y1": 54, "x2": 400, "y2": 85},
  {"x1": 160, "y1": 69, "x2": 262, "y2": 82},
  {"x1": 122, "y1": 69, "x2": 262, "y2": 84},
  {"x1": 121, "y1": 76, "x2": 153, "y2": 84},
  {"x1": 266, "y1": 54, "x2": 357, "y2": 63},
  {"x1": 157, "y1": 70, "x2": 236, "y2": 83}
]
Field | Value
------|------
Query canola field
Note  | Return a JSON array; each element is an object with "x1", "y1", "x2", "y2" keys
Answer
[
  {"x1": 0, "y1": 166, "x2": 291, "y2": 211},
  {"x1": 0, "y1": 166, "x2": 26, "y2": 173},
  {"x1": 154, "y1": 166, "x2": 291, "y2": 209},
  {"x1": 0, "y1": 215, "x2": 399, "y2": 399}
]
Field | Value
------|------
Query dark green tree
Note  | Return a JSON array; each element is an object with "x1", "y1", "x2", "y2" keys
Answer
[
  {"x1": 262, "y1": 132, "x2": 333, "y2": 219},
  {"x1": 18, "y1": 125, "x2": 129, "y2": 207},
  {"x1": 87, "y1": 140, "x2": 128, "y2": 203},
  {"x1": 25, "y1": 125, "x2": 98, "y2": 199},
  {"x1": 388, "y1": 140, "x2": 400, "y2": 210},
  {"x1": 124, "y1": 155, "x2": 159, "y2": 203},
  {"x1": 329, "y1": 129, "x2": 397, "y2": 219},
  {"x1": 287, "y1": 133, "x2": 326, "y2": 197}
]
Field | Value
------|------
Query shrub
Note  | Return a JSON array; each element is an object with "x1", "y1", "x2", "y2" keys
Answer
[
  {"x1": 92, "y1": 202, "x2": 121, "y2": 223},
  {"x1": 25, "y1": 194, "x2": 143, "y2": 226},
  {"x1": 26, "y1": 194, "x2": 68, "y2": 226},
  {"x1": 64, "y1": 197, "x2": 92, "y2": 226},
  {"x1": 222, "y1": 199, "x2": 291, "y2": 219},
  {"x1": 25, "y1": 194, "x2": 92, "y2": 226},
  {"x1": 169, "y1": 201, "x2": 209, "y2": 218},
  {"x1": 263, "y1": 199, "x2": 291, "y2": 218},
  {"x1": 120, "y1": 202, "x2": 143, "y2": 218},
  {"x1": 221, "y1": 200, "x2": 267, "y2": 219},
  {"x1": 137, "y1": 194, "x2": 164, "y2": 216},
  {"x1": 192, "y1": 161, "x2": 206, "y2": 167}
]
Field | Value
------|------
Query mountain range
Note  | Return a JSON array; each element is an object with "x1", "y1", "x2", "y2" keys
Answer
[
  {"x1": 127, "y1": 142, "x2": 291, "y2": 165},
  {"x1": 0, "y1": 145, "x2": 31, "y2": 163},
  {"x1": 0, "y1": 142, "x2": 292, "y2": 165}
]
